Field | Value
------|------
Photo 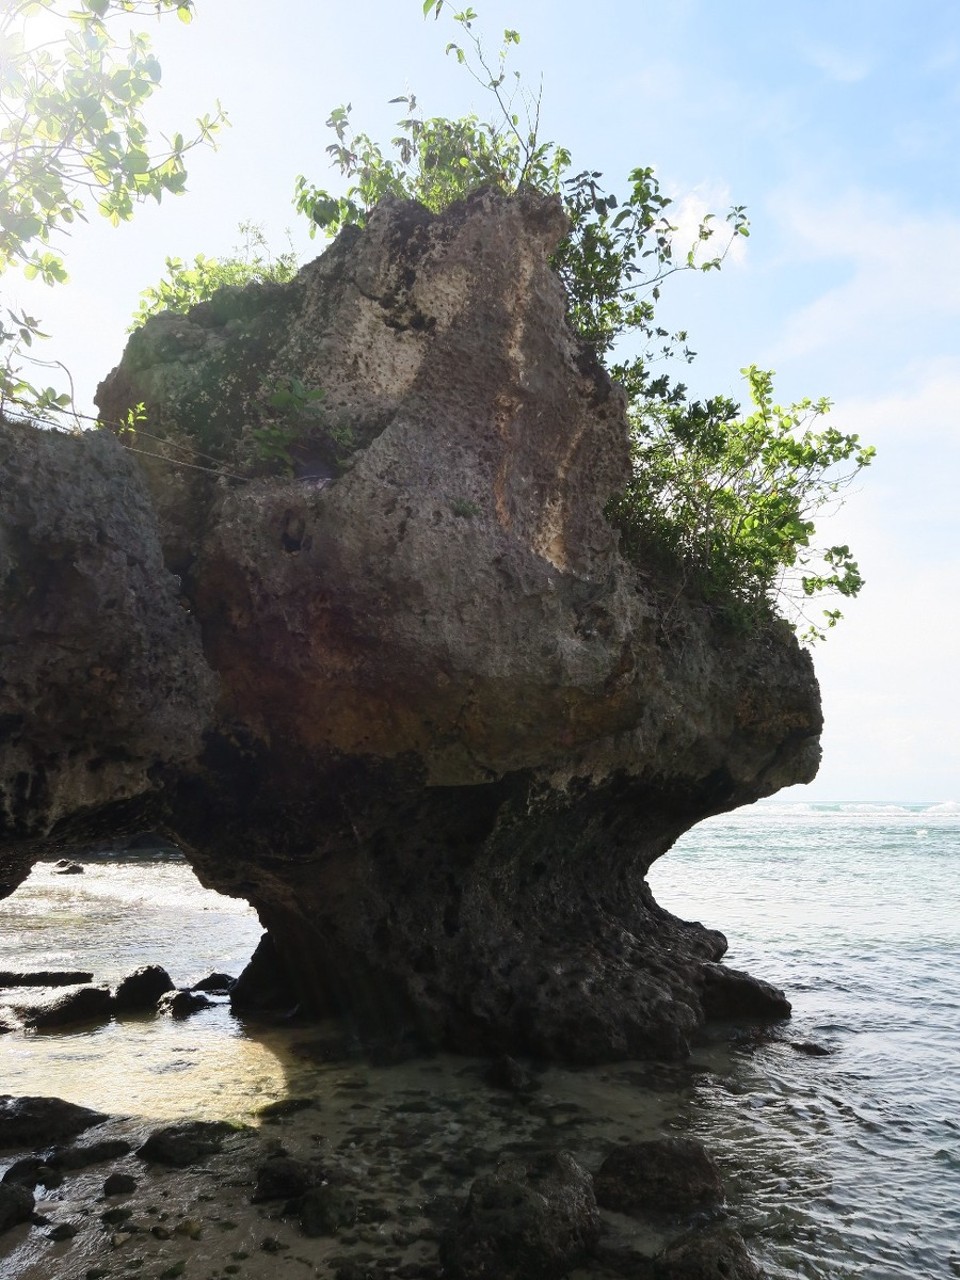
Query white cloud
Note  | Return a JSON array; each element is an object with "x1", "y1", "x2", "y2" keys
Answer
[
  {"x1": 801, "y1": 43, "x2": 874, "y2": 84},
  {"x1": 766, "y1": 190, "x2": 960, "y2": 364},
  {"x1": 793, "y1": 367, "x2": 960, "y2": 800}
]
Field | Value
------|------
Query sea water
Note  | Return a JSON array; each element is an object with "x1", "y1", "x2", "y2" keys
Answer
[
  {"x1": 649, "y1": 801, "x2": 960, "y2": 1279},
  {"x1": 0, "y1": 803, "x2": 958, "y2": 1279}
]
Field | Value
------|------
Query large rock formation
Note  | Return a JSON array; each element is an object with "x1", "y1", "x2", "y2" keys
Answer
[
  {"x1": 1, "y1": 190, "x2": 821, "y2": 1061},
  {"x1": 0, "y1": 422, "x2": 216, "y2": 895}
]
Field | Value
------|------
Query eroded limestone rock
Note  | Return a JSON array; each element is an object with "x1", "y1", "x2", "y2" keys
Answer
[
  {"x1": 0, "y1": 421, "x2": 217, "y2": 894},
  {"x1": 1, "y1": 190, "x2": 821, "y2": 1062}
]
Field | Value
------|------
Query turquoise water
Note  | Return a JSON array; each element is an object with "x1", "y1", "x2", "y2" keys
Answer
[
  {"x1": 649, "y1": 801, "x2": 960, "y2": 1280},
  {"x1": 1, "y1": 804, "x2": 957, "y2": 1278}
]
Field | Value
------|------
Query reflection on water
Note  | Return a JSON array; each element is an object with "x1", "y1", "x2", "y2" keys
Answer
[
  {"x1": 650, "y1": 802, "x2": 960, "y2": 1280},
  {"x1": 0, "y1": 855, "x2": 280, "y2": 1120},
  {"x1": 2, "y1": 806, "x2": 960, "y2": 1279}
]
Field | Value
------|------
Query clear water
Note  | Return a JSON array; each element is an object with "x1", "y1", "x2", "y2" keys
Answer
[
  {"x1": 649, "y1": 801, "x2": 960, "y2": 1280},
  {"x1": 1, "y1": 805, "x2": 958, "y2": 1279}
]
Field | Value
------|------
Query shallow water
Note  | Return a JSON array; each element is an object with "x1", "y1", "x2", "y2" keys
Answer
[
  {"x1": 649, "y1": 801, "x2": 960, "y2": 1279},
  {"x1": 1, "y1": 804, "x2": 958, "y2": 1278}
]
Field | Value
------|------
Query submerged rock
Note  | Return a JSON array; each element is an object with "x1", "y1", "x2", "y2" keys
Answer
[
  {"x1": 157, "y1": 988, "x2": 211, "y2": 1018},
  {"x1": 0, "y1": 970, "x2": 94, "y2": 987},
  {"x1": 137, "y1": 1120, "x2": 235, "y2": 1167},
  {"x1": 251, "y1": 1154, "x2": 321, "y2": 1203},
  {"x1": 0, "y1": 1182, "x2": 34, "y2": 1234},
  {"x1": 298, "y1": 1184, "x2": 358, "y2": 1238},
  {"x1": 441, "y1": 1150, "x2": 599, "y2": 1279},
  {"x1": 20, "y1": 984, "x2": 113, "y2": 1030},
  {"x1": 0, "y1": 1095, "x2": 106, "y2": 1149},
  {"x1": 594, "y1": 1138, "x2": 724, "y2": 1215},
  {"x1": 52, "y1": 1138, "x2": 132, "y2": 1170},
  {"x1": 656, "y1": 1225, "x2": 766, "y2": 1279}
]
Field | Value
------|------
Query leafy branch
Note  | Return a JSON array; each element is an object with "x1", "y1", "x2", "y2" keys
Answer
[{"x1": 0, "y1": 0, "x2": 226, "y2": 419}]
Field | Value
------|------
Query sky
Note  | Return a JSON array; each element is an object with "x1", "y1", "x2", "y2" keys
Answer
[{"x1": 6, "y1": 0, "x2": 959, "y2": 802}]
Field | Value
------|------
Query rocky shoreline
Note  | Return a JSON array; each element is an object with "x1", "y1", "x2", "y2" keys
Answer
[{"x1": 1, "y1": 1040, "x2": 767, "y2": 1280}]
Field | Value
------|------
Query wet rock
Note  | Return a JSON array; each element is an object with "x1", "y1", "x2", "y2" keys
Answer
[
  {"x1": 0, "y1": 1181, "x2": 35, "y2": 1233},
  {"x1": 254, "y1": 1097, "x2": 319, "y2": 1123},
  {"x1": 157, "y1": 988, "x2": 211, "y2": 1018},
  {"x1": 0, "y1": 1095, "x2": 107, "y2": 1149},
  {"x1": 441, "y1": 1150, "x2": 599, "y2": 1279},
  {"x1": 299, "y1": 1185, "x2": 358, "y2": 1237},
  {"x1": 0, "y1": 970, "x2": 94, "y2": 987},
  {"x1": 594, "y1": 1138, "x2": 725, "y2": 1215},
  {"x1": 138, "y1": 1120, "x2": 235, "y2": 1167},
  {"x1": 53, "y1": 860, "x2": 84, "y2": 875},
  {"x1": 52, "y1": 1139, "x2": 132, "y2": 1170},
  {"x1": 260, "y1": 1236, "x2": 289, "y2": 1253},
  {"x1": 484, "y1": 1055, "x2": 541, "y2": 1095},
  {"x1": 0, "y1": 419, "x2": 217, "y2": 898},
  {"x1": 655, "y1": 1225, "x2": 765, "y2": 1279},
  {"x1": 192, "y1": 971, "x2": 235, "y2": 993},
  {"x1": 251, "y1": 1155, "x2": 320, "y2": 1203},
  {"x1": 699, "y1": 964, "x2": 792, "y2": 1022},
  {"x1": 20, "y1": 985, "x2": 113, "y2": 1030},
  {"x1": 101, "y1": 1205, "x2": 133, "y2": 1225},
  {"x1": 230, "y1": 933, "x2": 298, "y2": 1015},
  {"x1": 113, "y1": 965, "x2": 175, "y2": 1012},
  {"x1": 48, "y1": 1220, "x2": 79, "y2": 1240},
  {"x1": 790, "y1": 1040, "x2": 831, "y2": 1057},
  {"x1": 103, "y1": 1172, "x2": 138, "y2": 1196},
  {"x1": 2, "y1": 1156, "x2": 48, "y2": 1186}
]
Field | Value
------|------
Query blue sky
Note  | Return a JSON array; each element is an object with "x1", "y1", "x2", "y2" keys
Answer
[{"x1": 8, "y1": 0, "x2": 959, "y2": 801}]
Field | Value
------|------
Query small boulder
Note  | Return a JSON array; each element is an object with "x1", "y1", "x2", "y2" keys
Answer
[
  {"x1": 137, "y1": 1120, "x2": 234, "y2": 1167},
  {"x1": 157, "y1": 989, "x2": 211, "y2": 1019},
  {"x1": 20, "y1": 985, "x2": 112, "y2": 1030},
  {"x1": 104, "y1": 1172, "x2": 138, "y2": 1196},
  {"x1": 0, "y1": 1095, "x2": 106, "y2": 1149},
  {"x1": 53, "y1": 861, "x2": 84, "y2": 875},
  {"x1": 52, "y1": 1139, "x2": 132, "y2": 1170},
  {"x1": 48, "y1": 1220, "x2": 79, "y2": 1241},
  {"x1": 0, "y1": 970, "x2": 94, "y2": 988},
  {"x1": 0, "y1": 1182, "x2": 35, "y2": 1234},
  {"x1": 251, "y1": 1155, "x2": 320, "y2": 1203},
  {"x1": 191, "y1": 972, "x2": 235, "y2": 994},
  {"x1": 1, "y1": 1156, "x2": 51, "y2": 1186},
  {"x1": 594, "y1": 1138, "x2": 725, "y2": 1216},
  {"x1": 298, "y1": 1184, "x2": 358, "y2": 1238},
  {"x1": 441, "y1": 1150, "x2": 599, "y2": 1280},
  {"x1": 655, "y1": 1226, "x2": 765, "y2": 1279},
  {"x1": 484, "y1": 1055, "x2": 541, "y2": 1095},
  {"x1": 113, "y1": 965, "x2": 175, "y2": 1012},
  {"x1": 791, "y1": 1040, "x2": 831, "y2": 1057}
]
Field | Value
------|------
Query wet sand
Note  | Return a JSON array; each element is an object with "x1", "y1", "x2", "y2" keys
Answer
[{"x1": 1, "y1": 1043, "x2": 713, "y2": 1280}]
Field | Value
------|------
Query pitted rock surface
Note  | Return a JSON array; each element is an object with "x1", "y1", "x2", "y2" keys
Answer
[
  {"x1": 0, "y1": 191, "x2": 820, "y2": 1061},
  {"x1": 0, "y1": 421, "x2": 216, "y2": 894}
]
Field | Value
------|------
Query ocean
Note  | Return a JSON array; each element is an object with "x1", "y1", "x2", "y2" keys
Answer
[{"x1": 1, "y1": 802, "x2": 958, "y2": 1279}]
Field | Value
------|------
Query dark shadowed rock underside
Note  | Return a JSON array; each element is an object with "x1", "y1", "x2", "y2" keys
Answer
[{"x1": 0, "y1": 190, "x2": 821, "y2": 1061}]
